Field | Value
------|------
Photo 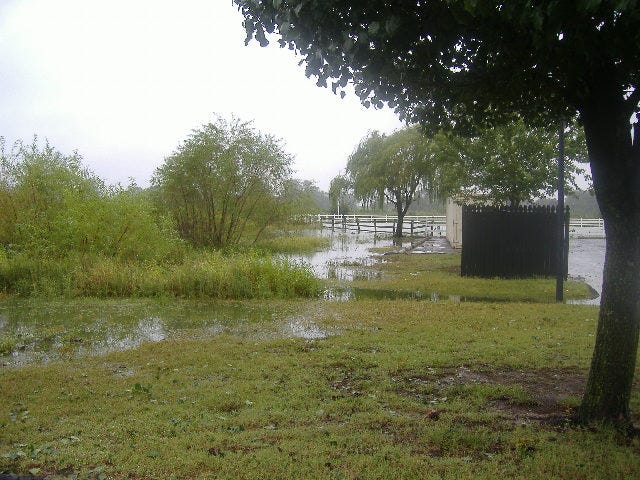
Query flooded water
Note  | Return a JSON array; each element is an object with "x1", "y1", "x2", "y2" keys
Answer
[
  {"x1": 287, "y1": 228, "x2": 405, "y2": 280},
  {"x1": 0, "y1": 299, "x2": 331, "y2": 367},
  {"x1": 567, "y1": 237, "x2": 605, "y2": 305},
  {"x1": 291, "y1": 230, "x2": 605, "y2": 305},
  {"x1": 0, "y1": 231, "x2": 605, "y2": 367}
]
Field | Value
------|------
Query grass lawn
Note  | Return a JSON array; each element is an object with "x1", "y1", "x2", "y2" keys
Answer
[
  {"x1": 1, "y1": 252, "x2": 638, "y2": 479},
  {"x1": 349, "y1": 253, "x2": 594, "y2": 303}
]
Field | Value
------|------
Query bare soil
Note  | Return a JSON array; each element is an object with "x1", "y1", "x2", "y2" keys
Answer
[{"x1": 396, "y1": 365, "x2": 640, "y2": 427}]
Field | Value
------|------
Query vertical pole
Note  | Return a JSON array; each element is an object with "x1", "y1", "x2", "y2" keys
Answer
[
  {"x1": 564, "y1": 206, "x2": 570, "y2": 278},
  {"x1": 556, "y1": 119, "x2": 566, "y2": 302}
]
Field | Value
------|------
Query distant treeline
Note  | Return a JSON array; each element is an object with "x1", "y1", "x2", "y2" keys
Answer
[{"x1": 537, "y1": 190, "x2": 601, "y2": 218}]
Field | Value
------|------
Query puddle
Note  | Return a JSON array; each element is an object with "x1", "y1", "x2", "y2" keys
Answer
[
  {"x1": 566, "y1": 238, "x2": 604, "y2": 305},
  {"x1": 324, "y1": 287, "x2": 429, "y2": 302},
  {"x1": 0, "y1": 299, "x2": 299, "y2": 367},
  {"x1": 323, "y1": 288, "x2": 596, "y2": 304},
  {"x1": 282, "y1": 317, "x2": 331, "y2": 340}
]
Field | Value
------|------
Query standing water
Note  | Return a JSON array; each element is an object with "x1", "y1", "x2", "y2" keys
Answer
[
  {"x1": 286, "y1": 228, "x2": 401, "y2": 280},
  {"x1": 567, "y1": 238, "x2": 605, "y2": 305},
  {"x1": 0, "y1": 231, "x2": 604, "y2": 367}
]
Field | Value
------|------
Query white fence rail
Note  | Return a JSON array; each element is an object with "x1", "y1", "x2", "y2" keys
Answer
[
  {"x1": 309, "y1": 214, "x2": 605, "y2": 239},
  {"x1": 316, "y1": 214, "x2": 446, "y2": 236},
  {"x1": 568, "y1": 218, "x2": 605, "y2": 238}
]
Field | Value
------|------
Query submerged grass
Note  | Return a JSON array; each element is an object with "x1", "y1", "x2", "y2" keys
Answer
[
  {"x1": 350, "y1": 253, "x2": 593, "y2": 302},
  {"x1": 0, "y1": 251, "x2": 321, "y2": 299},
  {"x1": 1, "y1": 299, "x2": 638, "y2": 479}
]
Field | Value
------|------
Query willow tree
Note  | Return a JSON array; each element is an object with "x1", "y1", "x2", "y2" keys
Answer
[
  {"x1": 152, "y1": 116, "x2": 292, "y2": 247},
  {"x1": 346, "y1": 127, "x2": 440, "y2": 237},
  {"x1": 328, "y1": 174, "x2": 351, "y2": 214},
  {"x1": 235, "y1": 1, "x2": 640, "y2": 425}
]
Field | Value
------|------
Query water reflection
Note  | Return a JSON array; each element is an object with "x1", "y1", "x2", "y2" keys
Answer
[
  {"x1": 0, "y1": 299, "x2": 282, "y2": 367},
  {"x1": 286, "y1": 229, "x2": 407, "y2": 280},
  {"x1": 282, "y1": 317, "x2": 331, "y2": 340}
]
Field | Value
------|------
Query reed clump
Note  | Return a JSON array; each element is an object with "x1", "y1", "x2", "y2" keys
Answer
[{"x1": 0, "y1": 250, "x2": 320, "y2": 299}]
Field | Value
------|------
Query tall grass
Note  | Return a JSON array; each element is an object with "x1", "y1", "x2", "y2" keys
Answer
[{"x1": 0, "y1": 251, "x2": 321, "y2": 299}]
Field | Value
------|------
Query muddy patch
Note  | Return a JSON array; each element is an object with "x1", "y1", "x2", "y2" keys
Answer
[{"x1": 394, "y1": 365, "x2": 589, "y2": 424}]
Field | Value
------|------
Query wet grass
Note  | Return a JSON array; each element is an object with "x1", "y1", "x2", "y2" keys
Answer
[
  {"x1": 350, "y1": 253, "x2": 593, "y2": 303},
  {"x1": 0, "y1": 251, "x2": 321, "y2": 299},
  {"x1": 0, "y1": 237, "x2": 633, "y2": 479},
  {"x1": 1, "y1": 299, "x2": 639, "y2": 479}
]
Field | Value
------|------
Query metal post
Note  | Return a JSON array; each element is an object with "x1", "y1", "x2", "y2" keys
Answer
[{"x1": 556, "y1": 119, "x2": 566, "y2": 302}]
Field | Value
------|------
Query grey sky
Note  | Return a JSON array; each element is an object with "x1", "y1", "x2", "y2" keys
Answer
[{"x1": 0, "y1": 0, "x2": 403, "y2": 190}]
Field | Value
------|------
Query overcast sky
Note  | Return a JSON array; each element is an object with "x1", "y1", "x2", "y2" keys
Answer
[{"x1": 0, "y1": 0, "x2": 404, "y2": 191}]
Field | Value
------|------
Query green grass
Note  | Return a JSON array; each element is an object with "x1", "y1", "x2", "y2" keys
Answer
[
  {"x1": 1, "y1": 236, "x2": 633, "y2": 479},
  {"x1": 350, "y1": 253, "x2": 593, "y2": 302},
  {"x1": 1, "y1": 299, "x2": 639, "y2": 479},
  {"x1": 0, "y1": 251, "x2": 321, "y2": 299}
]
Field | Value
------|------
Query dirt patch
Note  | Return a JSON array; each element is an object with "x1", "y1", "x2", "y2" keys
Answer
[{"x1": 395, "y1": 365, "x2": 589, "y2": 424}]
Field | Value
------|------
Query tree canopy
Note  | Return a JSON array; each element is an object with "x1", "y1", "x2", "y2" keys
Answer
[
  {"x1": 328, "y1": 174, "x2": 351, "y2": 214},
  {"x1": 437, "y1": 120, "x2": 588, "y2": 206},
  {"x1": 236, "y1": 1, "x2": 638, "y2": 132},
  {"x1": 152, "y1": 116, "x2": 293, "y2": 248},
  {"x1": 236, "y1": 1, "x2": 640, "y2": 424}
]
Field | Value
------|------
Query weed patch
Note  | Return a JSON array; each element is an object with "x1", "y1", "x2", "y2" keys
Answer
[{"x1": 0, "y1": 251, "x2": 321, "y2": 299}]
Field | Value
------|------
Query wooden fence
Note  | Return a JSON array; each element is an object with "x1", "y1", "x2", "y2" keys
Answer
[
  {"x1": 461, "y1": 205, "x2": 569, "y2": 278},
  {"x1": 317, "y1": 215, "x2": 446, "y2": 236}
]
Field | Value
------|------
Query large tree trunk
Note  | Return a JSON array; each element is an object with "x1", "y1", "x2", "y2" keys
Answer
[{"x1": 579, "y1": 85, "x2": 640, "y2": 425}]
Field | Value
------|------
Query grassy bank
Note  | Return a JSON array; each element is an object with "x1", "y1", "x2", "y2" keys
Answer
[
  {"x1": 1, "y1": 299, "x2": 638, "y2": 479},
  {"x1": 349, "y1": 253, "x2": 594, "y2": 302},
  {"x1": 254, "y1": 233, "x2": 329, "y2": 254},
  {"x1": 0, "y1": 251, "x2": 320, "y2": 299}
]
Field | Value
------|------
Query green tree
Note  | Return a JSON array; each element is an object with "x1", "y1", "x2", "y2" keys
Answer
[
  {"x1": 152, "y1": 116, "x2": 293, "y2": 248},
  {"x1": 328, "y1": 174, "x2": 351, "y2": 214},
  {"x1": 236, "y1": 1, "x2": 640, "y2": 424},
  {"x1": 0, "y1": 137, "x2": 103, "y2": 257},
  {"x1": 0, "y1": 137, "x2": 178, "y2": 261},
  {"x1": 437, "y1": 120, "x2": 587, "y2": 206},
  {"x1": 346, "y1": 127, "x2": 440, "y2": 236},
  {"x1": 280, "y1": 179, "x2": 324, "y2": 216}
]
